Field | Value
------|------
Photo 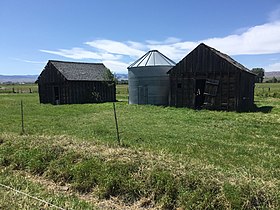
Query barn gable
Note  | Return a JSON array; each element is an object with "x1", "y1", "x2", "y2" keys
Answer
[
  {"x1": 37, "y1": 60, "x2": 116, "y2": 105},
  {"x1": 168, "y1": 43, "x2": 255, "y2": 111}
]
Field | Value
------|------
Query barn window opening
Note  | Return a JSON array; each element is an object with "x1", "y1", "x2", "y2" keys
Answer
[
  {"x1": 195, "y1": 79, "x2": 206, "y2": 109},
  {"x1": 177, "y1": 83, "x2": 182, "y2": 88}
]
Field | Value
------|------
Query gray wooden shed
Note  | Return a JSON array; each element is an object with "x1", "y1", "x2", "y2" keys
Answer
[{"x1": 37, "y1": 60, "x2": 116, "y2": 104}]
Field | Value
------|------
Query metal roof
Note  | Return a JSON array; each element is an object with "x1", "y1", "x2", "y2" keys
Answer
[
  {"x1": 48, "y1": 60, "x2": 110, "y2": 81},
  {"x1": 128, "y1": 50, "x2": 176, "y2": 69}
]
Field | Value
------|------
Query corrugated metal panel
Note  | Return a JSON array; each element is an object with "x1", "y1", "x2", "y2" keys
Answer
[
  {"x1": 128, "y1": 66, "x2": 172, "y2": 105},
  {"x1": 128, "y1": 50, "x2": 175, "y2": 105}
]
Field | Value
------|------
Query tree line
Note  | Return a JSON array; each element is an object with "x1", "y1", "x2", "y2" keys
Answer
[{"x1": 250, "y1": 68, "x2": 279, "y2": 83}]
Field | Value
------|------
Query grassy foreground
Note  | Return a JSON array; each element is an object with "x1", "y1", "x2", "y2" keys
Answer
[{"x1": 0, "y1": 83, "x2": 279, "y2": 209}]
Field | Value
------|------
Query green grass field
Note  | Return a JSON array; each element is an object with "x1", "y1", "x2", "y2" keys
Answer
[
  {"x1": 0, "y1": 83, "x2": 279, "y2": 209},
  {"x1": 255, "y1": 83, "x2": 280, "y2": 98},
  {"x1": 0, "y1": 83, "x2": 38, "y2": 94}
]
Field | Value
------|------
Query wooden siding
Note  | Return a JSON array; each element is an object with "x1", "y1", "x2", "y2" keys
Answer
[
  {"x1": 38, "y1": 62, "x2": 116, "y2": 105},
  {"x1": 169, "y1": 44, "x2": 255, "y2": 111},
  {"x1": 38, "y1": 62, "x2": 65, "y2": 104}
]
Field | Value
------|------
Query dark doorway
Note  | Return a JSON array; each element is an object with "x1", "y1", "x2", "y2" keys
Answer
[
  {"x1": 53, "y1": 86, "x2": 60, "y2": 104},
  {"x1": 195, "y1": 79, "x2": 206, "y2": 108}
]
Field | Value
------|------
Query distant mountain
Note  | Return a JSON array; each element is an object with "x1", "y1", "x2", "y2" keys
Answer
[
  {"x1": 1, "y1": 71, "x2": 278, "y2": 83},
  {"x1": 0, "y1": 75, "x2": 38, "y2": 83},
  {"x1": 0, "y1": 73, "x2": 128, "y2": 83},
  {"x1": 115, "y1": 73, "x2": 128, "y2": 81},
  {"x1": 265, "y1": 71, "x2": 280, "y2": 78}
]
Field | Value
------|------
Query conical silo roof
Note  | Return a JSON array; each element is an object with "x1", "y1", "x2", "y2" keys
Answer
[{"x1": 128, "y1": 50, "x2": 176, "y2": 68}]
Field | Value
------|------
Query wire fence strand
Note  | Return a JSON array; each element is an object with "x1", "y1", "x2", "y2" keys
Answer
[{"x1": 0, "y1": 183, "x2": 68, "y2": 210}]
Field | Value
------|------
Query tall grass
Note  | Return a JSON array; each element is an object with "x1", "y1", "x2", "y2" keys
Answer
[
  {"x1": 0, "y1": 84, "x2": 280, "y2": 209},
  {"x1": 1, "y1": 134, "x2": 278, "y2": 209},
  {"x1": 0, "y1": 168, "x2": 96, "y2": 209}
]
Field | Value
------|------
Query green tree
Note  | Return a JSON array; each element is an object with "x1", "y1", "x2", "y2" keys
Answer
[
  {"x1": 251, "y1": 68, "x2": 265, "y2": 83},
  {"x1": 271, "y1": 76, "x2": 278, "y2": 83},
  {"x1": 103, "y1": 68, "x2": 115, "y2": 81}
]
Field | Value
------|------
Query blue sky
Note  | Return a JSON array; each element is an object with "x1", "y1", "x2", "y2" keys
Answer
[{"x1": 1, "y1": 0, "x2": 280, "y2": 75}]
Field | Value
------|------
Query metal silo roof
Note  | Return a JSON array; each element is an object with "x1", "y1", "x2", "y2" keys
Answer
[{"x1": 128, "y1": 50, "x2": 176, "y2": 68}]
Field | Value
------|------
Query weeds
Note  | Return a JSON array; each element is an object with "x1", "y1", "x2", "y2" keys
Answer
[{"x1": 0, "y1": 134, "x2": 278, "y2": 209}]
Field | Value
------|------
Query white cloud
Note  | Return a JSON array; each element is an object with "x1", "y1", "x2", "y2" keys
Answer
[
  {"x1": 234, "y1": 26, "x2": 251, "y2": 35},
  {"x1": 103, "y1": 60, "x2": 129, "y2": 74},
  {"x1": 146, "y1": 37, "x2": 181, "y2": 45},
  {"x1": 147, "y1": 41, "x2": 197, "y2": 60},
  {"x1": 40, "y1": 48, "x2": 122, "y2": 60},
  {"x1": 126, "y1": 41, "x2": 146, "y2": 50},
  {"x1": 40, "y1": 19, "x2": 280, "y2": 73},
  {"x1": 201, "y1": 21, "x2": 280, "y2": 55},
  {"x1": 85, "y1": 40, "x2": 145, "y2": 57},
  {"x1": 11, "y1": 58, "x2": 46, "y2": 64},
  {"x1": 266, "y1": 62, "x2": 280, "y2": 72}
]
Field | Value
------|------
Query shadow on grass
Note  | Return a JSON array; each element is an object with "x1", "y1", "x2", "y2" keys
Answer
[
  {"x1": 251, "y1": 104, "x2": 274, "y2": 113},
  {"x1": 236, "y1": 104, "x2": 273, "y2": 113}
]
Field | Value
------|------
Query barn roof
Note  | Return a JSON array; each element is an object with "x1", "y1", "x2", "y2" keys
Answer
[
  {"x1": 168, "y1": 43, "x2": 255, "y2": 75},
  {"x1": 201, "y1": 43, "x2": 252, "y2": 73},
  {"x1": 48, "y1": 60, "x2": 111, "y2": 81},
  {"x1": 128, "y1": 50, "x2": 176, "y2": 69}
]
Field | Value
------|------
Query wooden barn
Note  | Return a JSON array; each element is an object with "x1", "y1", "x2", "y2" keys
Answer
[
  {"x1": 37, "y1": 60, "x2": 116, "y2": 105},
  {"x1": 168, "y1": 43, "x2": 256, "y2": 111}
]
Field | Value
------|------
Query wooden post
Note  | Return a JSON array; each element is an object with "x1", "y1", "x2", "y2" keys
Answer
[
  {"x1": 21, "y1": 100, "x2": 25, "y2": 134},
  {"x1": 113, "y1": 103, "x2": 120, "y2": 145}
]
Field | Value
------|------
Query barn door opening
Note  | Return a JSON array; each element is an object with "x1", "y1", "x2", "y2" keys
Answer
[
  {"x1": 53, "y1": 86, "x2": 60, "y2": 105},
  {"x1": 195, "y1": 79, "x2": 206, "y2": 109},
  {"x1": 203, "y1": 79, "x2": 219, "y2": 108}
]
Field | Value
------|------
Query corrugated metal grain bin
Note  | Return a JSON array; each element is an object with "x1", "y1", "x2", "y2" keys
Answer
[{"x1": 127, "y1": 50, "x2": 175, "y2": 105}]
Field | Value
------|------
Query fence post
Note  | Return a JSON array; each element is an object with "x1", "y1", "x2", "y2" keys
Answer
[
  {"x1": 21, "y1": 100, "x2": 25, "y2": 134},
  {"x1": 113, "y1": 102, "x2": 120, "y2": 145}
]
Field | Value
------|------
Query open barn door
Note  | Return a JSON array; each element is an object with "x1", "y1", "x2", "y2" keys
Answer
[
  {"x1": 195, "y1": 79, "x2": 206, "y2": 108},
  {"x1": 203, "y1": 79, "x2": 219, "y2": 108}
]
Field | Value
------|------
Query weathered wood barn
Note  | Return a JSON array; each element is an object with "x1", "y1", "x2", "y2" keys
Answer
[
  {"x1": 37, "y1": 60, "x2": 116, "y2": 104},
  {"x1": 168, "y1": 43, "x2": 256, "y2": 111}
]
